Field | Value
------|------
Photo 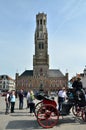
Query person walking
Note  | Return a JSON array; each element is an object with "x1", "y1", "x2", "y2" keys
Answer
[
  {"x1": 5, "y1": 91, "x2": 11, "y2": 114},
  {"x1": 10, "y1": 91, "x2": 16, "y2": 113},
  {"x1": 28, "y1": 90, "x2": 35, "y2": 116}
]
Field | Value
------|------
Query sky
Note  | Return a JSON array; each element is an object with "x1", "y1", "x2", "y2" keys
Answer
[{"x1": 0, "y1": 0, "x2": 86, "y2": 80}]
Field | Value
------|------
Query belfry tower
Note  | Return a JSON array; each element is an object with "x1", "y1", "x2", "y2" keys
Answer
[
  {"x1": 15, "y1": 12, "x2": 68, "y2": 92},
  {"x1": 33, "y1": 13, "x2": 49, "y2": 77}
]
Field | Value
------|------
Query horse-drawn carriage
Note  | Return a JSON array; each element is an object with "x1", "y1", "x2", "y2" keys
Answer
[{"x1": 34, "y1": 90, "x2": 86, "y2": 128}]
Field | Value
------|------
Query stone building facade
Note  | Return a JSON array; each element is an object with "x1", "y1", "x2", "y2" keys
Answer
[
  {"x1": 15, "y1": 13, "x2": 68, "y2": 92},
  {"x1": 0, "y1": 75, "x2": 15, "y2": 91}
]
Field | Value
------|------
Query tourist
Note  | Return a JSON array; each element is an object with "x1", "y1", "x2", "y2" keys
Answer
[
  {"x1": 58, "y1": 87, "x2": 67, "y2": 112},
  {"x1": 5, "y1": 91, "x2": 11, "y2": 114},
  {"x1": 18, "y1": 89, "x2": 24, "y2": 109},
  {"x1": 26, "y1": 90, "x2": 30, "y2": 109},
  {"x1": 28, "y1": 90, "x2": 35, "y2": 116},
  {"x1": 10, "y1": 91, "x2": 16, "y2": 113}
]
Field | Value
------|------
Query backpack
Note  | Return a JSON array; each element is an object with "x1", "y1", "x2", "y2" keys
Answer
[
  {"x1": 5, "y1": 94, "x2": 11, "y2": 102},
  {"x1": 30, "y1": 94, "x2": 34, "y2": 102}
]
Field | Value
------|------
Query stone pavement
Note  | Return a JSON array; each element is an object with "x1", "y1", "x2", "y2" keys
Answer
[{"x1": 0, "y1": 96, "x2": 86, "y2": 130}]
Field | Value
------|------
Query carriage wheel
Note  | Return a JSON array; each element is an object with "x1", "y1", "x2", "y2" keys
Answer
[
  {"x1": 37, "y1": 104, "x2": 59, "y2": 128},
  {"x1": 82, "y1": 110, "x2": 86, "y2": 122},
  {"x1": 34, "y1": 101, "x2": 43, "y2": 117},
  {"x1": 72, "y1": 105, "x2": 82, "y2": 117}
]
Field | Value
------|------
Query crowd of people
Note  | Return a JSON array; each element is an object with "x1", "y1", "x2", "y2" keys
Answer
[
  {"x1": 4, "y1": 77, "x2": 86, "y2": 116},
  {"x1": 5, "y1": 89, "x2": 35, "y2": 115},
  {"x1": 5, "y1": 90, "x2": 16, "y2": 114}
]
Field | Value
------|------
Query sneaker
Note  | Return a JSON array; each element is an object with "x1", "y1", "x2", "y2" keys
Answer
[
  {"x1": 5, "y1": 112, "x2": 9, "y2": 115},
  {"x1": 32, "y1": 113, "x2": 34, "y2": 116}
]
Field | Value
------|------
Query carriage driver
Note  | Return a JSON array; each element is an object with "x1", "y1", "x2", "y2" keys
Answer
[
  {"x1": 72, "y1": 77, "x2": 85, "y2": 94},
  {"x1": 72, "y1": 77, "x2": 85, "y2": 104}
]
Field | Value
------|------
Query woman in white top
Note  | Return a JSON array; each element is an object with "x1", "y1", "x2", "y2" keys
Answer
[
  {"x1": 10, "y1": 91, "x2": 16, "y2": 113},
  {"x1": 58, "y1": 87, "x2": 67, "y2": 112},
  {"x1": 26, "y1": 91, "x2": 30, "y2": 108}
]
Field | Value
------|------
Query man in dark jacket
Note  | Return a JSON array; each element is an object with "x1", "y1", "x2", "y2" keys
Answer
[
  {"x1": 72, "y1": 77, "x2": 83, "y2": 91},
  {"x1": 18, "y1": 89, "x2": 24, "y2": 109}
]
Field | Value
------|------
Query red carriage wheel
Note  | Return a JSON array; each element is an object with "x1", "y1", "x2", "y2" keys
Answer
[
  {"x1": 37, "y1": 104, "x2": 59, "y2": 128},
  {"x1": 34, "y1": 101, "x2": 43, "y2": 117},
  {"x1": 82, "y1": 110, "x2": 86, "y2": 122}
]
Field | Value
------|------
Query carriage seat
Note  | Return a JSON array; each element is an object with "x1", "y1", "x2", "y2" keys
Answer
[
  {"x1": 34, "y1": 92, "x2": 46, "y2": 100},
  {"x1": 43, "y1": 97, "x2": 57, "y2": 108}
]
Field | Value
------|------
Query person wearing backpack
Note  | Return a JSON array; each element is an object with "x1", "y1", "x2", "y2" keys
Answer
[
  {"x1": 28, "y1": 90, "x2": 35, "y2": 116},
  {"x1": 5, "y1": 91, "x2": 10, "y2": 114}
]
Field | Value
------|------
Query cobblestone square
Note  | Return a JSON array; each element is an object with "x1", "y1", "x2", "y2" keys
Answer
[{"x1": 0, "y1": 96, "x2": 86, "y2": 130}]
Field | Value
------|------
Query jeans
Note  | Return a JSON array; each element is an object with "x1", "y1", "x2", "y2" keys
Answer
[
  {"x1": 11, "y1": 102, "x2": 15, "y2": 113},
  {"x1": 19, "y1": 100, "x2": 23, "y2": 109},
  {"x1": 5, "y1": 102, "x2": 10, "y2": 113},
  {"x1": 29, "y1": 102, "x2": 35, "y2": 113},
  {"x1": 58, "y1": 97, "x2": 65, "y2": 112}
]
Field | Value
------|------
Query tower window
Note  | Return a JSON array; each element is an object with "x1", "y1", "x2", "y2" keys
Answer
[
  {"x1": 37, "y1": 20, "x2": 39, "y2": 26},
  {"x1": 39, "y1": 43, "x2": 44, "y2": 49},
  {"x1": 42, "y1": 43, "x2": 44, "y2": 49},
  {"x1": 39, "y1": 43, "x2": 41, "y2": 49},
  {"x1": 40, "y1": 19, "x2": 42, "y2": 25}
]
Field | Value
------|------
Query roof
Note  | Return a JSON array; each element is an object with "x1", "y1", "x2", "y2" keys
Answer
[
  {"x1": 0, "y1": 75, "x2": 15, "y2": 81},
  {"x1": 19, "y1": 69, "x2": 64, "y2": 78},
  {"x1": 48, "y1": 69, "x2": 64, "y2": 78},
  {"x1": 20, "y1": 70, "x2": 33, "y2": 77}
]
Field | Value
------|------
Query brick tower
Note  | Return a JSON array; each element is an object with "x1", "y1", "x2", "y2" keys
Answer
[{"x1": 33, "y1": 13, "x2": 49, "y2": 77}]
